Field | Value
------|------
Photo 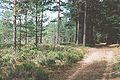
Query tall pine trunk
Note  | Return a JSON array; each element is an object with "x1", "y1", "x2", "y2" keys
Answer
[
  {"x1": 57, "y1": 0, "x2": 60, "y2": 44},
  {"x1": 75, "y1": 19, "x2": 78, "y2": 43},
  {"x1": 35, "y1": 4, "x2": 38, "y2": 47},
  {"x1": 19, "y1": 16, "x2": 22, "y2": 50},
  {"x1": 76, "y1": 15, "x2": 80, "y2": 44},
  {"x1": 13, "y1": 0, "x2": 17, "y2": 54},
  {"x1": 25, "y1": 13, "x2": 28, "y2": 44},
  {"x1": 83, "y1": 0, "x2": 87, "y2": 46},
  {"x1": 40, "y1": 9, "x2": 43, "y2": 43}
]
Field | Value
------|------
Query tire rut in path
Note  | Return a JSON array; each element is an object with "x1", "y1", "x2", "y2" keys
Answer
[{"x1": 67, "y1": 48, "x2": 114, "y2": 80}]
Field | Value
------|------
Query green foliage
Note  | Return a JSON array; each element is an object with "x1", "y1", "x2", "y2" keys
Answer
[
  {"x1": 113, "y1": 53, "x2": 120, "y2": 77},
  {"x1": 22, "y1": 44, "x2": 84, "y2": 67},
  {"x1": 0, "y1": 47, "x2": 49, "y2": 80},
  {"x1": 18, "y1": 44, "x2": 84, "y2": 67},
  {"x1": 0, "y1": 44, "x2": 85, "y2": 79},
  {"x1": 40, "y1": 51, "x2": 66, "y2": 66},
  {"x1": 67, "y1": 48, "x2": 84, "y2": 63},
  {"x1": 113, "y1": 63, "x2": 120, "y2": 77},
  {"x1": 43, "y1": 16, "x2": 76, "y2": 43},
  {"x1": 113, "y1": 65, "x2": 120, "y2": 71},
  {"x1": 0, "y1": 48, "x2": 12, "y2": 65},
  {"x1": 11, "y1": 62, "x2": 48, "y2": 80},
  {"x1": 0, "y1": 62, "x2": 48, "y2": 80}
]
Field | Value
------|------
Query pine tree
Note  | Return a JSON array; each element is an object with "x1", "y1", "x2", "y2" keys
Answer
[{"x1": 13, "y1": 0, "x2": 17, "y2": 53}]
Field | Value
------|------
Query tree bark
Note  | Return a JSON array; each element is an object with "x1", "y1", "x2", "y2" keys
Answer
[
  {"x1": 76, "y1": 16, "x2": 80, "y2": 44},
  {"x1": 57, "y1": 0, "x2": 60, "y2": 44},
  {"x1": 25, "y1": 13, "x2": 28, "y2": 44},
  {"x1": 83, "y1": 0, "x2": 87, "y2": 46},
  {"x1": 13, "y1": 0, "x2": 17, "y2": 54},
  {"x1": 35, "y1": 4, "x2": 38, "y2": 47},
  {"x1": 75, "y1": 19, "x2": 78, "y2": 44},
  {"x1": 19, "y1": 16, "x2": 22, "y2": 50},
  {"x1": 40, "y1": 8, "x2": 43, "y2": 43}
]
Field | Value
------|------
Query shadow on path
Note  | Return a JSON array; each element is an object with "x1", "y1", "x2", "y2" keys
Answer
[
  {"x1": 67, "y1": 48, "x2": 119, "y2": 80},
  {"x1": 73, "y1": 61, "x2": 107, "y2": 80},
  {"x1": 49, "y1": 48, "x2": 120, "y2": 80}
]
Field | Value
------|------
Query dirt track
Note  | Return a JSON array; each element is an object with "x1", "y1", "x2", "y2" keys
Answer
[
  {"x1": 49, "y1": 48, "x2": 120, "y2": 80},
  {"x1": 67, "y1": 48, "x2": 118, "y2": 80}
]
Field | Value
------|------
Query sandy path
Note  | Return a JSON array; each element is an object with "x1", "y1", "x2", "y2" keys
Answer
[{"x1": 67, "y1": 48, "x2": 115, "y2": 80}]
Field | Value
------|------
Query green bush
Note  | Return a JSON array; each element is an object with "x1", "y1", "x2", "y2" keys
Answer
[
  {"x1": 40, "y1": 47, "x2": 84, "y2": 67},
  {"x1": 0, "y1": 62, "x2": 48, "y2": 80},
  {"x1": 0, "y1": 44, "x2": 85, "y2": 79},
  {"x1": 113, "y1": 66, "x2": 120, "y2": 71},
  {"x1": 67, "y1": 48, "x2": 84, "y2": 63},
  {"x1": 37, "y1": 44, "x2": 70, "y2": 52}
]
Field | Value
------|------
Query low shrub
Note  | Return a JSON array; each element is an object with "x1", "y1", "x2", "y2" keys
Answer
[
  {"x1": 113, "y1": 53, "x2": 120, "y2": 77},
  {"x1": 0, "y1": 44, "x2": 85, "y2": 79},
  {"x1": 0, "y1": 62, "x2": 48, "y2": 80},
  {"x1": 19, "y1": 44, "x2": 85, "y2": 67},
  {"x1": 67, "y1": 48, "x2": 84, "y2": 62},
  {"x1": 113, "y1": 65, "x2": 120, "y2": 71},
  {"x1": 40, "y1": 47, "x2": 84, "y2": 67}
]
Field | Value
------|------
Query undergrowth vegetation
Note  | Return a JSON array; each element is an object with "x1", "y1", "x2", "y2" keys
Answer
[
  {"x1": 112, "y1": 47, "x2": 120, "y2": 77},
  {"x1": 0, "y1": 44, "x2": 85, "y2": 80}
]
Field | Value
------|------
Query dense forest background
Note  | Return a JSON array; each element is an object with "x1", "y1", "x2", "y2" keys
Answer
[{"x1": 0, "y1": 0, "x2": 119, "y2": 50}]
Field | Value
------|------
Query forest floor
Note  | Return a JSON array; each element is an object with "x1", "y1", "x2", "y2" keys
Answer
[{"x1": 49, "y1": 46, "x2": 120, "y2": 80}]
